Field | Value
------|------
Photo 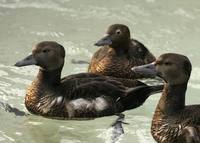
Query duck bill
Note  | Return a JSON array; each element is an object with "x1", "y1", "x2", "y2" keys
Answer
[
  {"x1": 131, "y1": 62, "x2": 157, "y2": 77},
  {"x1": 14, "y1": 54, "x2": 37, "y2": 67},
  {"x1": 94, "y1": 34, "x2": 112, "y2": 46}
]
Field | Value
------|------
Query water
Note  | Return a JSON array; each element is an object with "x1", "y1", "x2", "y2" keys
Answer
[{"x1": 0, "y1": 0, "x2": 200, "y2": 142}]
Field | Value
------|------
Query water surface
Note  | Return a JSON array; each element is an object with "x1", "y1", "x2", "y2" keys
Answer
[{"x1": 0, "y1": 0, "x2": 200, "y2": 143}]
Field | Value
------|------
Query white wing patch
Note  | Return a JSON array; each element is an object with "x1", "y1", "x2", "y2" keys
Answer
[
  {"x1": 56, "y1": 96, "x2": 63, "y2": 104},
  {"x1": 69, "y1": 97, "x2": 108, "y2": 111},
  {"x1": 69, "y1": 98, "x2": 92, "y2": 110},
  {"x1": 94, "y1": 97, "x2": 108, "y2": 111}
]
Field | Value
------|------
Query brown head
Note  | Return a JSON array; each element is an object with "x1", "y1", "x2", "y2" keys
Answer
[
  {"x1": 132, "y1": 53, "x2": 192, "y2": 85},
  {"x1": 15, "y1": 41, "x2": 65, "y2": 71},
  {"x1": 95, "y1": 24, "x2": 131, "y2": 49}
]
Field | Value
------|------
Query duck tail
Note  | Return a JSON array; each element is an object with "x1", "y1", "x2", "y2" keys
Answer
[{"x1": 119, "y1": 84, "x2": 163, "y2": 111}]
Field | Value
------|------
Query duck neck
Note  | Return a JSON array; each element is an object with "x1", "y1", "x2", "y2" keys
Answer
[
  {"x1": 112, "y1": 40, "x2": 131, "y2": 55},
  {"x1": 157, "y1": 83, "x2": 187, "y2": 115},
  {"x1": 36, "y1": 67, "x2": 62, "y2": 86}
]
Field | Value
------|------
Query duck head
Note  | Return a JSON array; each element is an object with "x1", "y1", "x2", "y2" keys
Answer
[
  {"x1": 132, "y1": 53, "x2": 192, "y2": 85},
  {"x1": 15, "y1": 41, "x2": 65, "y2": 71},
  {"x1": 95, "y1": 24, "x2": 131, "y2": 49}
]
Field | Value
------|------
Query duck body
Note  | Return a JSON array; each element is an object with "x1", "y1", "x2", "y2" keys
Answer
[
  {"x1": 15, "y1": 41, "x2": 162, "y2": 119},
  {"x1": 151, "y1": 84, "x2": 200, "y2": 143},
  {"x1": 132, "y1": 53, "x2": 200, "y2": 143},
  {"x1": 88, "y1": 24, "x2": 155, "y2": 79},
  {"x1": 25, "y1": 71, "x2": 159, "y2": 119},
  {"x1": 26, "y1": 71, "x2": 123, "y2": 119},
  {"x1": 88, "y1": 39, "x2": 155, "y2": 79}
]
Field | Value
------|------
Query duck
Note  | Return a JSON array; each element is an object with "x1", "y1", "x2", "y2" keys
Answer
[
  {"x1": 88, "y1": 24, "x2": 156, "y2": 79},
  {"x1": 132, "y1": 53, "x2": 200, "y2": 143},
  {"x1": 14, "y1": 41, "x2": 163, "y2": 119}
]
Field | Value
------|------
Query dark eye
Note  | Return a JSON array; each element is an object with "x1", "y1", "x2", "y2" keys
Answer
[
  {"x1": 42, "y1": 49, "x2": 50, "y2": 53},
  {"x1": 116, "y1": 29, "x2": 121, "y2": 35},
  {"x1": 164, "y1": 62, "x2": 172, "y2": 65}
]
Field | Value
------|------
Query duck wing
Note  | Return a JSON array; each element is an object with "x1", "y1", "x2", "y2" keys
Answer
[
  {"x1": 61, "y1": 72, "x2": 146, "y2": 88},
  {"x1": 61, "y1": 73, "x2": 163, "y2": 110},
  {"x1": 68, "y1": 79, "x2": 163, "y2": 114},
  {"x1": 61, "y1": 73, "x2": 103, "y2": 81},
  {"x1": 130, "y1": 39, "x2": 155, "y2": 63},
  {"x1": 156, "y1": 105, "x2": 200, "y2": 143},
  {"x1": 69, "y1": 78, "x2": 126, "y2": 99},
  {"x1": 117, "y1": 85, "x2": 163, "y2": 110},
  {"x1": 178, "y1": 105, "x2": 200, "y2": 143},
  {"x1": 178, "y1": 126, "x2": 200, "y2": 143}
]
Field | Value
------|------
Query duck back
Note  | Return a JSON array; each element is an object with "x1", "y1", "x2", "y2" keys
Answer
[{"x1": 88, "y1": 40, "x2": 155, "y2": 79}]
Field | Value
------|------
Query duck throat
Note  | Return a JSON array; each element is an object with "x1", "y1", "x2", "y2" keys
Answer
[
  {"x1": 157, "y1": 83, "x2": 187, "y2": 115},
  {"x1": 111, "y1": 41, "x2": 130, "y2": 56},
  {"x1": 36, "y1": 67, "x2": 62, "y2": 86}
]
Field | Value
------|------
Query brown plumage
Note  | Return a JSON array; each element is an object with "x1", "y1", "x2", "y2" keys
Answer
[
  {"x1": 88, "y1": 24, "x2": 156, "y2": 79},
  {"x1": 132, "y1": 53, "x2": 200, "y2": 143},
  {"x1": 14, "y1": 41, "x2": 163, "y2": 119}
]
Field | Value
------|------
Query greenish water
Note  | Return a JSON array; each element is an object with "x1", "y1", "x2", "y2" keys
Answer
[{"x1": 0, "y1": 0, "x2": 200, "y2": 143}]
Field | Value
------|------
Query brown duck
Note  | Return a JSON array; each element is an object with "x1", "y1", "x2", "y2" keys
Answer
[
  {"x1": 132, "y1": 53, "x2": 200, "y2": 143},
  {"x1": 14, "y1": 41, "x2": 162, "y2": 119},
  {"x1": 88, "y1": 24, "x2": 156, "y2": 79}
]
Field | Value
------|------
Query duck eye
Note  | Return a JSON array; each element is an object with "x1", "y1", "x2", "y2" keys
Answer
[
  {"x1": 164, "y1": 62, "x2": 172, "y2": 65},
  {"x1": 116, "y1": 29, "x2": 121, "y2": 35},
  {"x1": 42, "y1": 49, "x2": 50, "y2": 53}
]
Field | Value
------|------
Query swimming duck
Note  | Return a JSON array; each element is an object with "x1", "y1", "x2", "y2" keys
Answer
[
  {"x1": 14, "y1": 41, "x2": 162, "y2": 119},
  {"x1": 132, "y1": 53, "x2": 200, "y2": 143},
  {"x1": 88, "y1": 24, "x2": 156, "y2": 79}
]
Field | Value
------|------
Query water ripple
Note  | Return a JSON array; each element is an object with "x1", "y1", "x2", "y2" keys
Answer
[
  {"x1": 30, "y1": 31, "x2": 65, "y2": 38},
  {"x1": 63, "y1": 41, "x2": 92, "y2": 57},
  {"x1": 174, "y1": 8, "x2": 195, "y2": 19},
  {"x1": 0, "y1": 131, "x2": 15, "y2": 142},
  {"x1": 0, "y1": 0, "x2": 70, "y2": 12}
]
